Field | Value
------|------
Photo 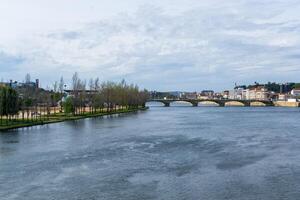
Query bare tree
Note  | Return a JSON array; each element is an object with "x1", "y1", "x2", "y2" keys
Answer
[
  {"x1": 53, "y1": 81, "x2": 58, "y2": 92},
  {"x1": 71, "y1": 72, "x2": 80, "y2": 114},
  {"x1": 89, "y1": 78, "x2": 94, "y2": 91},
  {"x1": 59, "y1": 76, "x2": 65, "y2": 93},
  {"x1": 95, "y1": 77, "x2": 100, "y2": 90},
  {"x1": 72, "y1": 72, "x2": 79, "y2": 91}
]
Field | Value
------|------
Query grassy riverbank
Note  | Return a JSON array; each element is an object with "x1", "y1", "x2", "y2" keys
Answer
[{"x1": 0, "y1": 107, "x2": 148, "y2": 131}]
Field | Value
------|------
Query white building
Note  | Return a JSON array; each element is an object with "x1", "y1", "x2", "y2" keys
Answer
[
  {"x1": 278, "y1": 94, "x2": 288, "y2": 101},
  {"x1": 248, "y1": 86, "x2": 269, "y2": 100},
  {"x1": 291, "y1": 89, "x2": 300, "y2": 97},
  {"x1": 229, "y1": 86, "x2": 270, "y2": 100},
  {"x1": 288, "y1": 98, "x2": 298, "y2": 102},
  {"x1": 228, "y1": 88, "x2": 246, "y2": 100}
]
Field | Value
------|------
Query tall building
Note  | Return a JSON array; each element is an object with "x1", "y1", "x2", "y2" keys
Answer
[
  {"x1": 228, "y1": 88, "x2": 244, "y2": 100},
  {"x1": 222, "y1": 90, "x2": 229, "y2": 99},
  {"x1": 248, "y1": 86, "x2": 269, "y2": 100},
  {"x1": 35, "y1": 79, "x2": 39, "y2": 88}
]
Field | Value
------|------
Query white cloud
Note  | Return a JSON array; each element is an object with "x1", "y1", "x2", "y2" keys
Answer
[{"x1": 0, "y1": 0, "x2": 300, "y2": 90}]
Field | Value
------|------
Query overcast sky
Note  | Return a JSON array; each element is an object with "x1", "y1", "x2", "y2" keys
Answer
[{"x1": 0, "y1": 0, "x2": 300, "y2": 91}]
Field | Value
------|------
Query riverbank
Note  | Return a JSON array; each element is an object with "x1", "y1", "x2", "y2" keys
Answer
[
  {"x1": 274, "y1": 101, "x2": 300, "y2": 107},
  {"x1": 0, "y1": 107, "x2": 148, "y2": 132}
]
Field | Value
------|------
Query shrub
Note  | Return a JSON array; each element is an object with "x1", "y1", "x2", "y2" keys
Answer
[{"x1": 63, "y1": 96, "x2": 75, "y2": 114}]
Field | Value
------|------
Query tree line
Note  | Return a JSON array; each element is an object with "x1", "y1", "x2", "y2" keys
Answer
[
  {"x1": 63, "y1": 72, "x2": 149, "y2": 115},
  {"x1": 0, "y1": 73, "x2": 150, "y2": 126}
]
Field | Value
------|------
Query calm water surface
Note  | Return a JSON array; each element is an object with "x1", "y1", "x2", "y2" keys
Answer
[{"x1": 1, "y1": 105, "x2": 300, "y2": 200}]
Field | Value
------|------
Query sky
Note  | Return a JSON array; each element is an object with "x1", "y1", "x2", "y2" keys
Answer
[{"x1": 0, "y1": 0, "x2": 300, "y2": 91}]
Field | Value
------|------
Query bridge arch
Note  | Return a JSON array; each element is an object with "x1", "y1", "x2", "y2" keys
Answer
[
  {"x1": 224, "y1": 100, "x2": 249, "y2": 106},
  {"x1": 169, "y1": 100, "x2": 194, "y2": 106},
  {"x1": 146, "y1": 100, "x2": 197, "y2": 107},
  {"x1": 250, "y1": 101, "x2": 267, "y2": 106},
  {"x1": 249, "y1": 100, "x2": 273, "y2": 106},
  {"x1": 198, "y1": 100, "x2": 222, "y2": 106},
  {"x1": 147, "y1": 99, "x2": 274, "y2": 107},
  {"x1": 146, "y1": 100, "x2": 167, "y2": 107}
]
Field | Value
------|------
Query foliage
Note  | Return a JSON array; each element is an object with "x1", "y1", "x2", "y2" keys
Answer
[
  {"x1": 265, "y1": 82, "x2": 281, "y2": 93},
  {"x1": 0, "y1": 86, "x2": 19, "y2": 116},
  {"x1": 235, "y1": 82, "x2": 300, "y2": 93},
  {"x1": 0, "y1": 72, "x2": 150, "y2": 125},
  {"x1": 24, "y1": 98, "x2": 33, "y2": 107},
  {"x1": 63, "y1": 96, "x2": 75, "y2": 114},
  {"x1": 292, "y1": 83, "x2": 300, "y2": 89},
  {"x1": 69, "y1": 73, "x2": 150, "y2": 114}
]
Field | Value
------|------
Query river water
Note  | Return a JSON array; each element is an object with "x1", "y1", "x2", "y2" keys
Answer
[{"x1": 1, "y1": 104, "x2": 300, "y2": 200}]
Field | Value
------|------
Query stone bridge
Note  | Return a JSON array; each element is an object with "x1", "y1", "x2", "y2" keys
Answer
[{"x1": 147, "y1": 99, "x2": 274, "y2": 107}]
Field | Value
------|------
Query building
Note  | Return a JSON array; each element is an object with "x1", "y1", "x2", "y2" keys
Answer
[
  {"x1": 291, "y1": 88, "x2": 300, "y2": 97},
  {"x1": 227, "y1": 88, "x2": 246, "y2": 100},
  {"x1": 64, "y1": 89, "x2": 98, "y2": 96},
  {"x1": 227, "y1": 86, "x2": 271, "y2": 100},
  {"x1": 280, "y1": 83, "x2": 293, "y2": 94},
  {"x1": 213, "y1": 92, "x2": 223, "y2": 99},
  {"x1": 22, "y1": 79, "x2": 39, "y2": 89},
  {"x1": 278, "y1": 94, "x2": 286, "y2": 101},
  {"x1": 0, "y1": 79, "x2": 39, "y2": 89},
  {"x1": 247, "y1": 86, "x2": 269, "y2": 100},
  {"x1": 200, "y1": 90, "x2": 214, "y2": 97},
  {"x1": 182, "y1": 92, "x2": 197, "y2": 99},
  {"x1": 238, "y1": 89, "x2": 248, "y2": 100},
  {"x1": 287, "y1": 98, "x2": 298, "y2": 102},
  {"x1": 197, "y1": 90, "x2": 214, "y2": 99},
  {"x1": 197, "y1": 94, "x2": 209, "y2": 100},
  {"x1": 222, "y1": 90, "x2": 229, "y2": 99}
]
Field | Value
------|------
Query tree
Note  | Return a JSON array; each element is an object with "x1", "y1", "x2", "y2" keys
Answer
[
  {"x1": 0, "y1": 87, "x2": 5, "y2": 125},
  {"x1": 58, "y1": 76, "x2": 65, "y2": 112},
  {"x1": 0, "y1": 86, "x2": 19, "y2": 124},
  {"x1": 139, "y1": 89, "x2": 150, "y2": 107},
  {"x1": 89, "y1": 78, "x2": 94, "y2": 91},
  {"x1": 63, "y1": 97, "x2": 75, "y2": 114},
  {"x1": 72, "y1": 72, "x2": 79, "y2": 91},
  {"x1": 72, "y1": 72, "x2": 80, "y2": 114},
  {"x1": 78, "y1": 79, "x2": 87, "y2": 114},
  {"x1": 95, "y1": 77, "x2": 100, "y2": 90},
  {"x1": 59, "y1": 76, "x2": 65, "y2": 93},
  {"x1": 53, "y1": 81, "x2": 58, "y2": 92},
  {"x1": 293, "y1": 83, "x2": 300, "y2": 89}
]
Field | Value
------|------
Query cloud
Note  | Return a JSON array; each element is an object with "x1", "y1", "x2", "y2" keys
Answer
[
  {"x1": 0, "y1": 0, "x2": 300, "y2": 90},
  {"x1": 0, "y1": 51, "x2": 25, "y2": 72}
]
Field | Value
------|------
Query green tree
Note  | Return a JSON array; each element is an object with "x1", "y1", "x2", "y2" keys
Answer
[
  {"x1": 293, "y1": 83, "x2": 300, "y2": 89},
  {"x1": 0, "y1": 86, "x2": 19, "y2": 124},
  {"x1": 63, "y1": 96, "x2": 75, "y2": 114}
]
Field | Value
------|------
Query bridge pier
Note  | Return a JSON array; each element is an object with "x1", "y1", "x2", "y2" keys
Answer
[
  {"x1": 164, "y1": 102, "x2": 170, "y2": 107},
  {"x1": 192, "y1": 102, "x2": 198, "y2": 107},
  {"x1": 244, "y1": 102, "x2": 251, "y2": 107},
  {"x1": 218, "y1": 102, "x2": 225, "y2": 107}
]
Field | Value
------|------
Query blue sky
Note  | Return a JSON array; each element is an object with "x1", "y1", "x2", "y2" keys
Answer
[{"x1": 0, "y1": 0, "x2": 300, "y2": 91}]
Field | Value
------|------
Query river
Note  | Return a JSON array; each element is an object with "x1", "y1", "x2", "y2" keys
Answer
[{"x1": 1, "y1": 104, "x2": 300, "y2": 200}]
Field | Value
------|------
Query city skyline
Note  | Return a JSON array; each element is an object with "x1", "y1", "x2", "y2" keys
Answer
[
  {"x1": 1, "y1": 75, "x2": 299, "y2": 93},
  {"x1": 1, "y1": 0, "x2": 300, "y2": 91}
]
